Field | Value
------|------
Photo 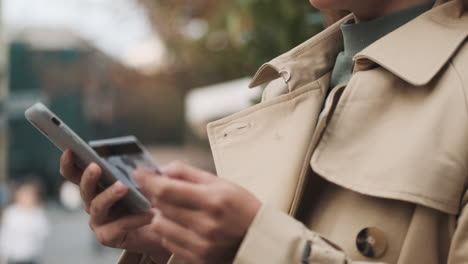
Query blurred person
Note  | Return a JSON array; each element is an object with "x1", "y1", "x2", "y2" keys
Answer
[
  {"x1": 59, "y1": 180, "x2": 82, "y2": 211},
  {"x1": 60, "y1": 0, "x2": 468, "y2": 263},
  {"x1": 0, "y1": 183, "x2": 49, "y2": 264}
]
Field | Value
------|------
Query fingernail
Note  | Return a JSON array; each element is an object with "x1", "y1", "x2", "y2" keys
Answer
[
  {"x1": 132, "y1": 171, "x2": 142, "y2": 181},
  {"x1": 64, "y1": 151, "x2": 71, "y2": 162},
  {"x1": 160, "y1": 167, "x2": 170, "y2": 178},
  {"x1": 152, "y1": 208, "x2": 160, "y2": 216},
  {"x1": 113, "y1": 181, "x2": 127, "y2": 195},
  {"x1": 151, "y1": 209, "x2": 161, "y2": 223},
  {"x1": 89, "y1": 163, "x2": 98, "y2": 174},
  {"x1": 146, "y1": 211, "x2": 155, "y2": 220}
]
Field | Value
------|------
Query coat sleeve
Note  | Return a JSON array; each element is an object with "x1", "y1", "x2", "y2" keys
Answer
[
  {"x1": 447, "y1": 189, "x2": 468, "y2": 263},
  {"x1": 117, "y1": 251, "x2": 153, "y2": 264},
  {"x1": 116, "y1": 205, "x2": 387, "y2": 264},
  {"x1": 118, "y1": 193, "x2": 468, "y2": 264},
  {"x1": 233, "y1": 204, "x2": 388, "y2": 264},
  {"x1": 117, "y1": 251, "x2": 187, "y2": 264}
]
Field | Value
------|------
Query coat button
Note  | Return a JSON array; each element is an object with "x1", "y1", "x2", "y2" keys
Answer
[{"x1": 356, "y1": 227, "x2": 387, "y2": 258}]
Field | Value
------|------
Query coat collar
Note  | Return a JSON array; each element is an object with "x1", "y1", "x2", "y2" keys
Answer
[
  {"x1": 249, "y1": 0, "x2": 468, "y2": 89},
  {"x1": 354, "y1": 0, "x2": 468, "y2": 86},
  {"x1": 248, "y1": 14, "x2": 350, "y2": 89}
]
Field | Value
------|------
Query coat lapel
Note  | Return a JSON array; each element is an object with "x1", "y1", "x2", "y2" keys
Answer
[{"x1": 207, "y1": 75, "x2": 327, "y2": 214}]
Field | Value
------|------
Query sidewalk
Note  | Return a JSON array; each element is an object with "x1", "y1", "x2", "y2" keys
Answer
[{"x1": 42, "y1": 204, "x2": 121, "y2": 264}]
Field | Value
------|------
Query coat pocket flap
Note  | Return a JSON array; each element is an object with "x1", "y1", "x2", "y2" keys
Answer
[
  {"x1": 312, "y1": 154, "x2": 465, "y2": 215},
  {"x1": 311, "y1": 69, "x2": 468, "y2": 215}
]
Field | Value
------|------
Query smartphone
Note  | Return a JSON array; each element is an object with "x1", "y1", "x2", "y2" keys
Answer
[
  {"x1": 89, "y1": 136, "x2": 161, "y2": 183},
  {"x1": 25, "y1": 102, "x2": 151, "y2": 213}
]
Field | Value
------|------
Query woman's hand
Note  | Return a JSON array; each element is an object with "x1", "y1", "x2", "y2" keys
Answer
[
  {"x1": 59, "y1": 150, "x2": 171, "y2": 263},
  {"x1": 134, "y1": 162, "x2": 262, "y2": 264}
]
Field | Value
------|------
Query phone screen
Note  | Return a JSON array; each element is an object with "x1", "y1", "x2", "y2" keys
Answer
[{"x1": 92, "y1": 142, "x2": 160, "y2": 184}]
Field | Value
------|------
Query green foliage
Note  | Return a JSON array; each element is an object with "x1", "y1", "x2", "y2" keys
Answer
[
  {"x1": 199, "y1": 0, "x2": 322, "y2": 80},
  {"x1": 140, "y1": 0, "x2": 323, "y2": 87},
  {"x1": 232, "y1": 0, "x2": 323, "y2": 68}
]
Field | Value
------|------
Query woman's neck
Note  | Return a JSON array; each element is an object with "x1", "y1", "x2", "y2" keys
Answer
[{"x1": 350, "y1": 0, "x2": 433, "y2": 22}]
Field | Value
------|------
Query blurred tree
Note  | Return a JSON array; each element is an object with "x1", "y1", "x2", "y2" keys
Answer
[{"x1": 138, "y1": 0, "x2": 323, "y2": 88}]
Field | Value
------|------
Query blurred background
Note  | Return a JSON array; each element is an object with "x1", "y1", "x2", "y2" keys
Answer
[{"x1": 0, "y1": 0, "x2": 323, "y2": 263}]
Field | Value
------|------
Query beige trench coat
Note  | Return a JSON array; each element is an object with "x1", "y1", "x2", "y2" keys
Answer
[{"x1": 119, "y1": 0, "x2": 468, "y2": 263}]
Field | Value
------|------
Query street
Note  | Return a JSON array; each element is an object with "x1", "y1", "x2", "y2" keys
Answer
[{"x1": 41, "y1": 204, "x2": 121, "y2": 264}]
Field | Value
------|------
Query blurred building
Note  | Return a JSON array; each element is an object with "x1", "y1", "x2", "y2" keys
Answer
[
  {"x1": 7, "y1": 27, "x2": 112, "y2": 195},
  {"x1": 6, "y1": 27, "x2": 185, "y2": 197},
  {"x1": 0, "y1": 1, "x2": 9, "y2": 206}
]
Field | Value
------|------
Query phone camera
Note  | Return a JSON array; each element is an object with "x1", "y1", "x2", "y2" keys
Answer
[{"x1": 51, "y1": 117, "x2": 61, "y2": 126}]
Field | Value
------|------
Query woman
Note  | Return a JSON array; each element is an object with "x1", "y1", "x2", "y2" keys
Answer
[
  {"x1": 60, "y1": 0, "x2": 468, "y2": 263},
  {"x1": 0, "y1": 183, "x2": 49, "y2": 264}
]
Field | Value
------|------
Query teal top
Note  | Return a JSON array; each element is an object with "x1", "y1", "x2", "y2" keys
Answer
[{"x1": 329, "y1": 1, "x2": 434, "y2": 89}]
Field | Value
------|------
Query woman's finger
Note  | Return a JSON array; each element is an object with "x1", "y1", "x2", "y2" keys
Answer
[
  {"x1": 162, "y1": 161, "x2": 214, "y2": 184},
  {"x1": 153, "y1": 198, "x2": 214, "y2": 236},
  {"x1": 93, "y1": 211, "x2": 153, "y2": 248},
  {"x1": 60, "y1": 150, "x2": 83, "y2": 185},
  {"x1": 151, "y1": 213, "x2": 207, "y2": 256},
  {"x1": 159, "y1": 237, "x2": 200, "y2": 264},
  {"x1": 89, "y1": 181, "x2": 128, "y2": 225},
  {"x1": 135, "y1": 172, "x2": 207, "y2": 209},
  {"x1": 80, "y1": 163, "x2": 102, "y2": 211}
]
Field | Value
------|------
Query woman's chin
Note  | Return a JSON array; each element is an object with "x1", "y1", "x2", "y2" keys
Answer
[{"x1": 308, "y1": 0, "x2": 348, "y2": 10}]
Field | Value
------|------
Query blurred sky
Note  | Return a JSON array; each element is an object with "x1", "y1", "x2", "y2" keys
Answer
[{"x1": 3, "y1": 0, "x2": 165, "y2": 70}]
